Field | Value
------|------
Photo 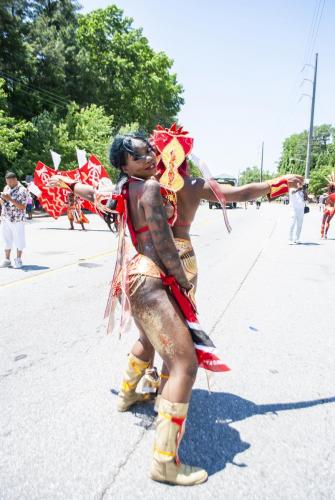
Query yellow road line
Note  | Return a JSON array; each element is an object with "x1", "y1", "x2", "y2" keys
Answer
[{"x1": 0, "y1": 248, "x2": 116, "y2": 290}]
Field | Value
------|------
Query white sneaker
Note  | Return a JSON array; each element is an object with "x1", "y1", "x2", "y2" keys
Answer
[
  {"x1": 288, "y1": 240, "x2": 295, "y2": 245},
  {"x1": 295, "y1": 240, "x2": 301, "y2": 245},
  {"x1": 13, "y1": 258, "x2": 23, "y2": 269},
  {"x1": 0, "y1": 259, "x2": 11, "y2": 268}
]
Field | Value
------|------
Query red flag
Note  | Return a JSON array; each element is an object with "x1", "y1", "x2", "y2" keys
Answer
[
  {"x1": 34, "y1": 156, "x2": 111, "y2": 218},
  {"x1": 34, "y1": 162, "x2": 73, "y2": 219},
  {"x1": 77, "y1": 155, "x2": 110, "y2": 213},
  {"x1": 79, "y1": 155, "x2": 109, "y2": 186}
]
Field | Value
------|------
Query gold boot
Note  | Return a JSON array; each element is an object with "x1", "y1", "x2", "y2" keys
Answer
[
  {"x1": 150, "y1": 397, "x2": 208, "y2": 486},
  {"x1": 141, "y1": 367, "x2": 160, "y2": 395},
  {"x1": 117, "y1": 353, "x2": 153, "y2": 412}
]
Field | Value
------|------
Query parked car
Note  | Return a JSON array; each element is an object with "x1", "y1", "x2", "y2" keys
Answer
[{"x1": 208, "y1": 175, "x2": 237, "y2": 209}]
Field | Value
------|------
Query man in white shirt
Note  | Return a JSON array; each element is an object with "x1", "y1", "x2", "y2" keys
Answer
[
  {"x1": 0, "y1": 172, "x2": 28, "y2": 268},
  {"x1": 288, "y1": 185, "x2": 306, "y2": 244}
]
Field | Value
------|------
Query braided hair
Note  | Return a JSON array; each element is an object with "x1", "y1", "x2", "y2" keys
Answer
[
  {"x1": 109, "y1": 132, "x2": 149, "y2": 183},
  {"x1": 104, "y1": 133, "x2": 149, "y2": 230}
]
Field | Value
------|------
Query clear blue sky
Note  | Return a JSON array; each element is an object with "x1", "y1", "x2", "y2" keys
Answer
[{"x1": 81, "y1": 0, "x2": 334, "y2": 177}]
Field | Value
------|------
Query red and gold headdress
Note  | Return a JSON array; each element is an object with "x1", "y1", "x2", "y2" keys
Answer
[{"x1": 152, "y1": 123, "x2": 194, "y2": 192}]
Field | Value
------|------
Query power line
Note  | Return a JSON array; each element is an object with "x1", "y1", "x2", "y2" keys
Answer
[
  {"x1": 303, "y1": 0, "x2": 323, "y2": 65},
  {"x1": 0, "y1": 70, "x2": 69, "y2": 109},
  {"x1": 269, "y1": 0, "x2": 326, "y2": 167},
  {"x1": 306, "y1": 0, "x2": 325, "y2": 64}
]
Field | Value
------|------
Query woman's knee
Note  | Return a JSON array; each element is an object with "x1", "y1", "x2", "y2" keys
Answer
[
  {"x1": 173, "y1": 355, "x2": 198, "y2": 383},
  {"x1": 139, "y1": 334, "x2": 154, "y2": 354}
]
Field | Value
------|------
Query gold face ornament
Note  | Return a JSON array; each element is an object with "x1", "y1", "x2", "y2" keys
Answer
[{"x1": 152, "y1": 124, "x2": 194, "y2": 192}]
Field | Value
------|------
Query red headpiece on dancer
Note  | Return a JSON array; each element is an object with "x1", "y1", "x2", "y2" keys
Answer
[{"x1": 152, "y1": 123, "x2": 194, "y2": 192}]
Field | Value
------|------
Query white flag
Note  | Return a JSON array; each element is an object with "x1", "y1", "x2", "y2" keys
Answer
[
  {"x1": 50, "y1": 150, "x2": 61, "y2": 170},
  {"x1": 27, "y1": 182, "x2": 42, "y2": 197},
  {"x1": 76, "y1": 149, "x2": 87, "y2": 168}
]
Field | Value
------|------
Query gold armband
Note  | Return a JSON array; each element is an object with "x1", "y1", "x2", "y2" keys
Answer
[{"x1": 267, "y1": 177, "x2": 289, "y2": 200}]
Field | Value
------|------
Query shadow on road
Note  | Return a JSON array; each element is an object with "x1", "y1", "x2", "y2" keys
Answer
[
  {"x1": 21, "y1": 265, "x2": 50, "y2": 272},
  {"x1": 110, "y1": 388, "x2": 335, "y2": 477},
  {"x1": 299, "y1": 242, "x2": 320, "y2": 246},
  {"x1": 182, "y1": 390, "x2": 335, "y2": 476}
]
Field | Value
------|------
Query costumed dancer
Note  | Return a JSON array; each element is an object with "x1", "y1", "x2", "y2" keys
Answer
[
  {"x1": 321, "y1": 172, "x2": 335, "y2": 239},
  {"x1": 118, "y1": 124, "x2": 304, "y2": 403},
  {"x1": 67, "y1": 192, "x2": 89, "y2": 230},
  {"x1": 48, "y1": 134, "x2": 228, "y2": 486},
  {"x1": 47, "y1": 131, "x2": 303, "y2": 487}
]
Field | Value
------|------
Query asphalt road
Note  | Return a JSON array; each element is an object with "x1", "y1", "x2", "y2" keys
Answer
[{"x1": 0, "y1": 203, "x2": 334, "y2": 500}]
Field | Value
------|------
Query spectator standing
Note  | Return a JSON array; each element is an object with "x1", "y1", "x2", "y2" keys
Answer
[
  {"x1": 0, "y1": 172, "x2": 28, "y2": 268},
  {"x1": 318, "y1": 193, "x2": 326, "y2": 211},
  {"x1": 26, "y1": 193, "x2": 34, "y2": 220},
  {"x1": 288, "y1": 185, "x2": 307, "y2": 245}
]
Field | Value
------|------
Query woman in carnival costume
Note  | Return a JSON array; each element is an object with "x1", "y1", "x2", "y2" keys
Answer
[
  {"x1": 119, "y1": 124, "x2": 304, "y2": 407},
  {"x1": 321, "y1": 172, "x2": 335, "y2": 239},
  {"x1": 47, "y1": 129, "x2": 303, "y2": 486},
  {"x1": 67, "y1": 192, "x2": 89, "y2": 230},
  {"x1": 48, "y1": 133, "x2": 224, "y2": 485}
]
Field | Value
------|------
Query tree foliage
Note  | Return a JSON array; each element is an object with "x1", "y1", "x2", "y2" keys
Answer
[
  {"x1": 309, "y1": 165, "x2": 333, "y2": 197},
  {"x1": 238, "y1": 166, "x2": 273, "y2": 185},
  {"x1": 277, "y1": 124, "x2": 335, "y2": 195},
  {"x1": 0, "y1": 78, "x2": 34, "y2": 182},
  {"x1": 277, "y1": 125, "x2": 334, "y2": 176},
  {"x1": 75, "y1": 6, "x2": 183, "y2": 131},
  {"x1": 0, "y1": 1, "x2": 184, "y2": 185},
  {"x1": 188, "y1": 159, "x2": 202, "y2": 178}
]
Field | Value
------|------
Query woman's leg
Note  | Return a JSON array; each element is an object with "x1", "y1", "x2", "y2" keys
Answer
[
  {"x1": 158, "y1": 269, "x2": 198, "y2": 397},
  {"x1": 289, "y1": 213, "x2": 296, "y2": 241},
  {"x1": 131, "y1": 320, "x2": 155, "y2": 361},
  {"x1": 130, "y1": 278, "x2": 207, "y2": 485},
  {"x1": 131, "y1": 278, "x2": 197, "y2": 403},
  {"x1": 325, "y1": 212, "x2": 334, "y2": 237},
  {"x1": 117, "y1": 321, "x2": 156, "y2": 412},
  {"x1": 321, "y1": 212, "x2": 328, "y2": 237},
  {"x1": 296, "y1": 210, "x2": 304, "y2": 241}
]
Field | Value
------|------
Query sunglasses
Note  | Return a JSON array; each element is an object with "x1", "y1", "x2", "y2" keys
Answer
[{"x1": 123, "y1": 137, "x2": 155, "y2": 162}]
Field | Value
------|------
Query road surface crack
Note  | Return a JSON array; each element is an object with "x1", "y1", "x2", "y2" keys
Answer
[
  {"x1": 210, "y1": 220, "x2": 277, "y2": 335},
  {"x1": 98, "y1": 419, "x2": 154, "y2": 499}
]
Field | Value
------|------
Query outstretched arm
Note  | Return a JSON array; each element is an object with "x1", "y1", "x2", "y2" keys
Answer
[
  {"x1": 141, "y1": 180, "x2": 192, "y2": 290},
  {"x1": 199, "y1": 174, "x2": 304, "y2": 203},
  {"x1": 47, "y1": 176, "x2": 95, "y2": 203},
  {"x1": 73, "y1": 183, "x2": 94, "y2": 203}
]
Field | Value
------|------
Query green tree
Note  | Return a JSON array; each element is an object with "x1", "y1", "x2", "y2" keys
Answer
[
  {"x1": 277, "y1": 125, "x2": 335, "y2": 176},
  {"x1": 309, "y1": 165, "x2": 333, "y2": 197},
  {"x1": 0, "y1": 79, "x2": 33, "y2": 185},
  {"x1": 0, "y1": 2, "x2": 185, "y2": 184},
  {"x1": 56, "y1": 103, "x2": 113, "y2": 169},
  {"x1": 239, "y1": 166, "x2": 273, "y2": 185},
  {"x1": 13, "y1": 110, "x2": 60, "y2": 178},
  {"x1": 0, "y1": 1, "x2": 30, "y2": 76},
  {"x1": 15, "y1": 102, "x2": 114, "y2": 177},
  {"x1": 188, "y1": 159, "x2": 202, "y2": 178},
  {"x1": 1, "y1": 1, "x2": 80, "y2": 119},
  {"x1": 277, "y1": 131, "x2": 307, "y2": 175},
  {"x1": 76, "y1": 6, "x2": 183, "y2": 131}
]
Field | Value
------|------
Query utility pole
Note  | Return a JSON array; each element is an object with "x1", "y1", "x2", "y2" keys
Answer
[
  {"x1": 260, "y1": 141, "x2": 264, "y2": 182},
  {"x1": 305, "y1": 53, "x2": 318, "y2": 180}
]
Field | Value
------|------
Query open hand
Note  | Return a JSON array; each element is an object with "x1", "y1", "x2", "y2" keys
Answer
[
  {"x1": 285, "y1": 174, "x2": 304, "y2": 189},
  {"x1": 46, "y1": 175, "x2": 75, "y2": 188}
]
